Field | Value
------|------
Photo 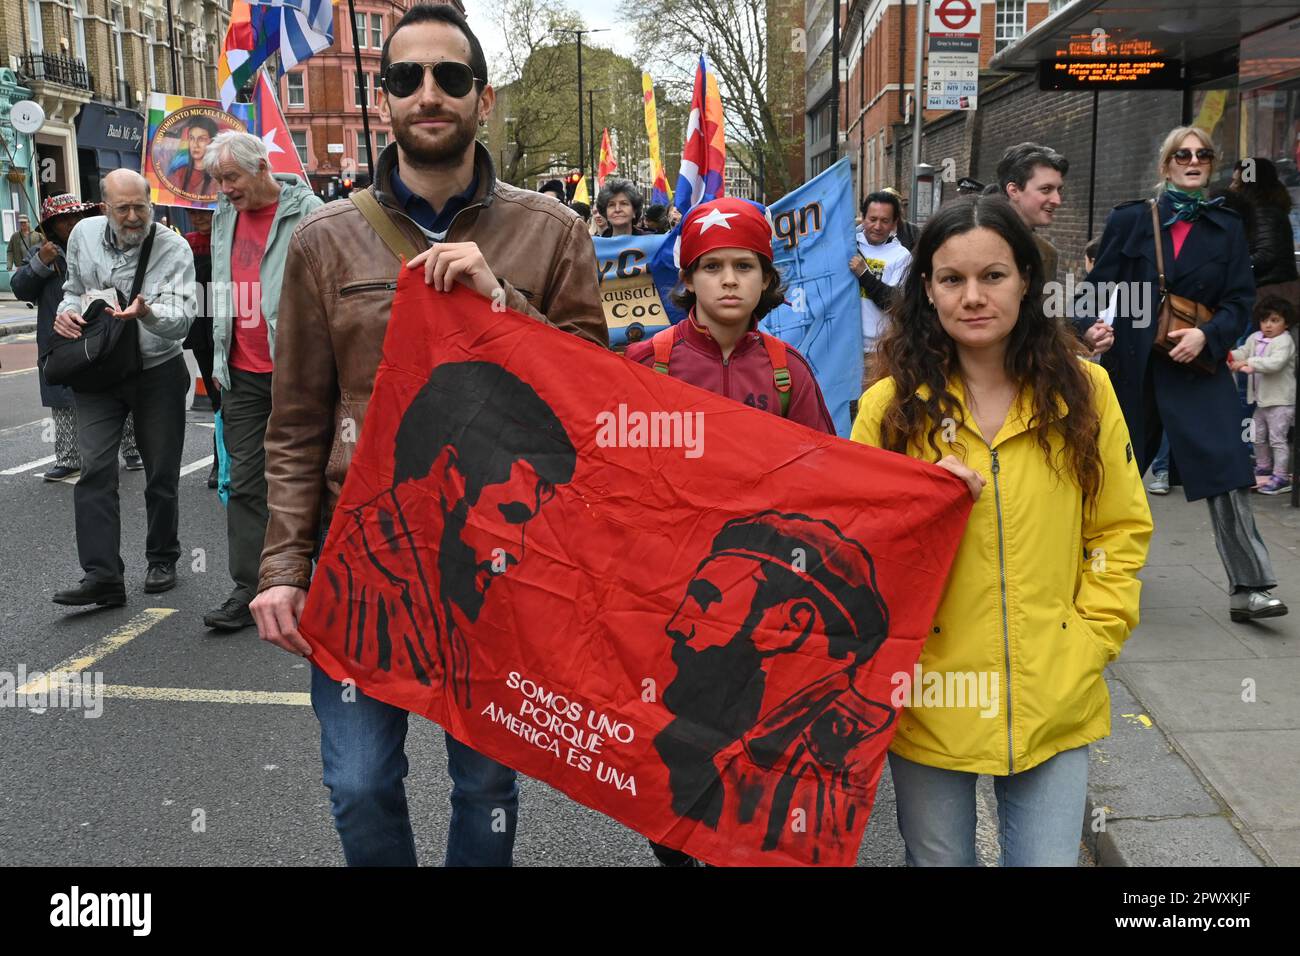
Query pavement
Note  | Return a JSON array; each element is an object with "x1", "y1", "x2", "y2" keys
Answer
[
  {"x1": 0, "y1": 289, "x2": 38, "y2": 340},
  {"x1": 0, "y1": 316, "x2": 1292, "y2": 865},
  {"x1": 1085, "y1": 482, "x2": 1300, "y2": 866}
]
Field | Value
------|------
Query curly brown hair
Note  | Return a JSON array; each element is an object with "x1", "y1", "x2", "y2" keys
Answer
[
  {"x1": 872, "y1": 194, "x2": 1104, "y2": 510},
  {"x1": 670, "y1": 255, "x2": 786, "y2": 322}
]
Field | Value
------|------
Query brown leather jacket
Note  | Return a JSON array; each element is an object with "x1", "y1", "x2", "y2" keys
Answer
[{"x1": 258, "y1": 142, "x2": 608, "y2": 592}]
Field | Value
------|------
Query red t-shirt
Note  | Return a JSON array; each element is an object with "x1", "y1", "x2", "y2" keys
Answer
[{"x1": 229, "y1": 201, "x2": 278, "y2": 374}]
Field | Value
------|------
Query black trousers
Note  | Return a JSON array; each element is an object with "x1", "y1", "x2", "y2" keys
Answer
[
  {"x1": 222, "y1": 367, "x2": 272, "y2": 604},
  {"x1": 73, "y1": 355, "x2": 188, "y2": 584}
]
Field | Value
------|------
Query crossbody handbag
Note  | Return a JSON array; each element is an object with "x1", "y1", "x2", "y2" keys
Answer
[
  {"x1": 1149, "y1": 200, "x2": 1216, "y2": 376},
  {"x1": 40, "y1": 224, "x2": 157, "y2": 392}
]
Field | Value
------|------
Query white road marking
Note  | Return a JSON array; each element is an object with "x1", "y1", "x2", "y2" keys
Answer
[
  {"x1": 0, "y1": 366, "x2": 36, "y2": 378},
  {"x1": 1, "y1": 455, "x2": 55, "y2": 475},
  {"x1": 0, "y1": 418, "x2": 46, "y2": 436},
  {"x1": 179, "y1": 455, "x2": 214, "y2": 477}
]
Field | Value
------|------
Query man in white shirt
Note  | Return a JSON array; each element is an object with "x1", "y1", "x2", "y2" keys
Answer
[{"x1": 849, "y1": 191, "x2": 912, "y2": 383}]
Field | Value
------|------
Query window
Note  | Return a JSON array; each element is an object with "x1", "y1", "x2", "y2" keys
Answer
[
  {"x1": 73, "y1": 1, "x2": 88, "y2": 62},
  {"x1": 371, "y1": 14, "x2": 383, "y2": 49},
  {"x1": 1047, "y1": 0, "x2": 1073, "y2": 12},
  {"x1": 26, "y1": 0, "x2": 42, "y2": 54},
  {"x1": 111, "y1": 5, "x2": 127, "y2": 81},
  {"x1": 142, "y1": 16, "x2": 157, "y2": 91},
  {"x1": 354, "y1": 73, "x2": 368, "y2": 108},
  {"x1": 371, "y1": 73, "x2": 381, "y2": 106},
  {"x1": 375, "y1": 131, "x2": 389, "y2": 153},
  {"x1": 995, "y1": 1, "x2": 1026, "y2": 54},
  {"x1": 353, "y1": 11, "x2": 367, "y2": 47},
  {"x1": 357, "y1": 131, "x2": 371, "y2": 168},
  {"x1": 291, "y1": 129, "x2": 308, "y2": 166},
  {"x1": 287, "y1": 71, "x2": 305, "y2": 106}
]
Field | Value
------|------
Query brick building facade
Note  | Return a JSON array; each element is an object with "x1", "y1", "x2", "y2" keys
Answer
[
  {"x1": 277, "y1": 0, "x2": 464, "y2": 199},
  {"x1": 808, "y1": 0, "x2": 1300, "y2": 278},
  {"x1": 3, "y1": 0, "x2": 226, "y2": 204}
]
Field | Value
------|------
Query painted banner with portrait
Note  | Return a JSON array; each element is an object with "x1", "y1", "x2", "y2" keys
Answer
[
  {"x1": 297, "y1": 274, "x2": 972, "y2": 867},
  {"x1": 144, "y1": 94, "x2": 253, "y2": 209}
]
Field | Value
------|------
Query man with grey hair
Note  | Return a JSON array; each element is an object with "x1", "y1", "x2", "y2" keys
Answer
[
  {"x1": 50, "y1": 168, "x2": 197, "y2": 607},
  {"x1": 201, "y1": 130, "x2": 322, "y2": 631}
]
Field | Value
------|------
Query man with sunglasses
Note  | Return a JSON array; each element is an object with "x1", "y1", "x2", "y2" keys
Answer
[{"x1": 251, "y1": 3, "x2": 606, "y2": 867}]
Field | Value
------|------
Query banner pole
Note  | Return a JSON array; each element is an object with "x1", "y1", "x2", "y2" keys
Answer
[{"x1": 346, "y1": 0, "x2": 375, "y2": 185}]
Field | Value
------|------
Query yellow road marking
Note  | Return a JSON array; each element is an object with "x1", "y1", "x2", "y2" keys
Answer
[
  {"x1": 94, "y1": 684, "x2": 311, "y2": 706},
  {"x1": 19, "y1": 608, "x2": 175, "y2": 694}
]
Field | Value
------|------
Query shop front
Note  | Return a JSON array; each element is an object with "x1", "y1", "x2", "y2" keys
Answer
[
  {"x1": 75, "y1": 102, "x2": 146, "y2": 204},
  {"x1": 1, "y1": 68, "x2": 41, "y2": 292}
]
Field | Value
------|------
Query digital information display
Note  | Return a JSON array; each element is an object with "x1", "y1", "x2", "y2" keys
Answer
[{"x1": 1038, "y1": 58, "x2": 1184, "y2": 90}]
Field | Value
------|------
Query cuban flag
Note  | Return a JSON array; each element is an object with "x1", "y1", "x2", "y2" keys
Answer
[
  {"x1": 218, "y1": 0, "x2": 336, "y2": 110},
  {"x1": 672, "y1": 55, "x2": 725, "y2": 217}
]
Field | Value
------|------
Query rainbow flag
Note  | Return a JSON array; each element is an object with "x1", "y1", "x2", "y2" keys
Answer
[
  {"x1": 673, "y1": 55, "x2": 725, "y2": 216},
  {"x1": 218, "y1": 0, "x2": 336, "y2": 110},
  {"x1": 642, "y1": 72, "x2": 672, "y2": 207}
]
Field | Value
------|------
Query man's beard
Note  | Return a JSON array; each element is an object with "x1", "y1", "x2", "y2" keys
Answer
[
  {"x1": 111, "y1": 221, "x2": 148, "y2": 248},
  {"x1": 392, "y1": 106, "x2": 479, "y2": 169}
]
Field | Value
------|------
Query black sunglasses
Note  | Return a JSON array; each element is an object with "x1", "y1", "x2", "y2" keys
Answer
[
  {"x1": 1172, "y1": 147, "x2": 1215, "y2": 165},
  {"x1": 381, "y1": 61, "x2": 483, "y2": 99}
]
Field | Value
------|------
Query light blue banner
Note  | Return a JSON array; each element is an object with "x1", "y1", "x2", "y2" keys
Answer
[{"x1": 760, "y1": 159, "x2": 863, "y2": 437}]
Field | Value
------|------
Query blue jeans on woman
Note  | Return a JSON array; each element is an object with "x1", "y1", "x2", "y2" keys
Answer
[
  {"x1": 310, "y1": 664, "x2": 519, "y2": 866},
  {"x1": 888, "y1": 745, "x2": 1089, "y2": 866},
  {"x1": 1151, "y1": 432, "x2": 1170, "y2": 477}
]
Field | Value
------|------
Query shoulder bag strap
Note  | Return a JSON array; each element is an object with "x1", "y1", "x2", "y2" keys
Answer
[
  {"x1": 126, "y1": 224, "x2": 157, "y2": 305},
  {"x1": 1149, "y1": 200, "x2": 1166, "y2": 297},
  {"x1": 351, "y1": 189, "x2": 422, "y2": 262}
]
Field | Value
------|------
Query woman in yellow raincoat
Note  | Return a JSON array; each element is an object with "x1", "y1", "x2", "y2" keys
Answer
[{"x1": 852, "y1": 194, "x2": 1152, "y2": 866}]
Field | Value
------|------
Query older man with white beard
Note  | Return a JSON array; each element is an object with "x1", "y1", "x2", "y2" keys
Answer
[{"x1": 51, "y1": 168, "x2": 197, "y2": 608}]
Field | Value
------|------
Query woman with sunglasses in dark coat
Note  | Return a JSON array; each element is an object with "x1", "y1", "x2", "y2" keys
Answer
[{"x1": 1078, "y1": 125, "x2": 1286, "y2": 622}]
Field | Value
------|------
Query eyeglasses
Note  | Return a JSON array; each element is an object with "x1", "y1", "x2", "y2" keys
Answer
[
  {"x1": 381, "y1": 61, "x2": 482, "y2": 99},
  {"x1": 107, "y1": 203, "x2": 151, "y2": 217},
  {"x1": 1172, "y1": 148, "x2": 1215, "y2": 166}
]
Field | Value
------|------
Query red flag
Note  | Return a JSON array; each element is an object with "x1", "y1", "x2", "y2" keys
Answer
[
  {"x1": 597, "y1": 128, "x2": 617, "y2": 189},
  {"x1": 298, "y1": 273, "x2": 971, "y2": 867},
  {"x1": 254, "y1": 72, "x2": 310, "y2": 181}
]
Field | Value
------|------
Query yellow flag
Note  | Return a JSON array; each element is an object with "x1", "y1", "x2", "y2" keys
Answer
[
  {"x1": 643, "y1": 72, "x2": 671, "y2": 204},
  {"x1": 572, "y1": 175, "x2": 590, "y2": 206}
]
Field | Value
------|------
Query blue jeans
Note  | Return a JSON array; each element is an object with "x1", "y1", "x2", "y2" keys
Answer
[
  {"x1": 1151, "y1": 432, "x2": 1170, "y2": 476},
  {"x1": 310, "y1": 664, "x2": 518, "y2": 866},
  {"x1": 888, "y1": 745, "x2": 1089, "y2": 866}
]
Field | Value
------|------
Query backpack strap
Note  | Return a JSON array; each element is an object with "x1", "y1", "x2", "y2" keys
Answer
[
  {"x1": 759, "y1": 332, "x2": 792, "y2": 417},
  {"x1": 350, "y1": 189, "x2": 422, "y2": 262},
  {"x1": 651, "y1": 326, "x2": 675, "y2": 375}
]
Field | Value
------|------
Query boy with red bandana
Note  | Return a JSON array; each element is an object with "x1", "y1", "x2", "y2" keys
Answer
[
  {"x1": 625, "y1": 197, "x2": 835, "y2": 434},
  {"x1": 626, "y1": 197, "x2": 835, "y2": 865}
]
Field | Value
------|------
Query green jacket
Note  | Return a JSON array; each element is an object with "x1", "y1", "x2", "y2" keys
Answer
[{"x1": 211, "y1": 174, "x2": 323, "y2": 387}]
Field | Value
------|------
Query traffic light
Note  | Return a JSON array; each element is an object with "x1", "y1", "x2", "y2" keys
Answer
[
  {"x1": 565, "y1": 170, "x2": 581, "y2": 201},
  {"x1": 340, "y1": 176, "x2": 354, "y2": 197}
]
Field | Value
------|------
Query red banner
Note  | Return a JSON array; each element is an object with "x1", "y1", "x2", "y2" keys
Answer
[{"x1": 298, "y1": 274, "x2": 971, "y2": 866}]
